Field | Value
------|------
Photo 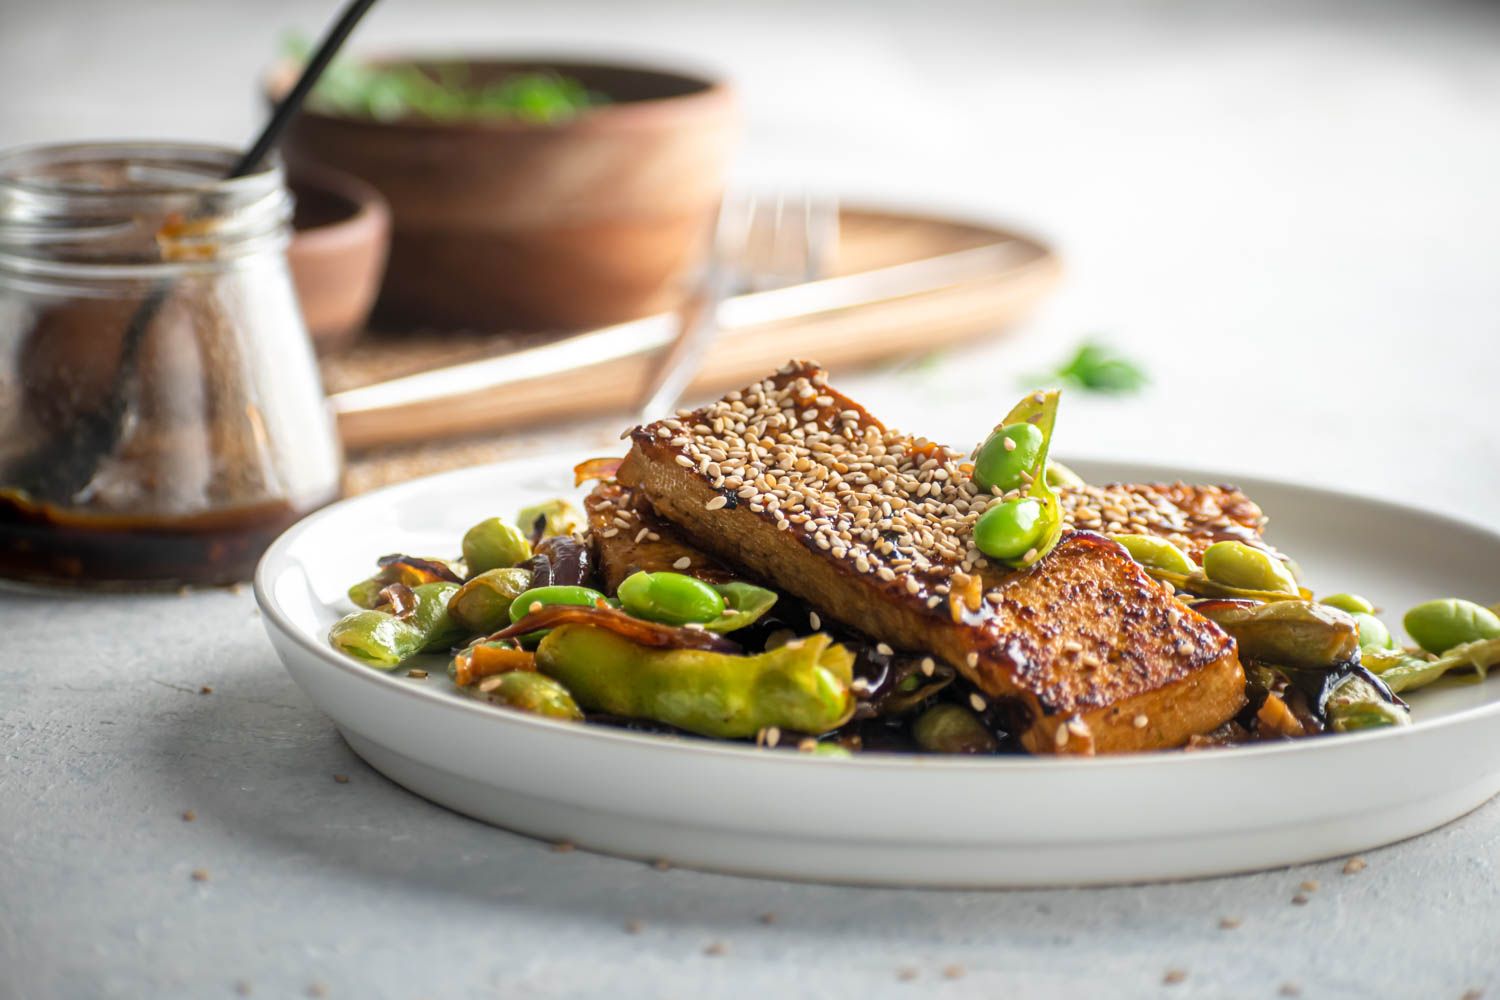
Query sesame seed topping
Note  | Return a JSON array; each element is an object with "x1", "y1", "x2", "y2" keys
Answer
[
  {"x1": 1054, "y1": 725, "x2": 1070, "y2": 748},
  {"x1": 920, "y1": 657, "x2": 935, "y2": 676},
  {"x1": 876, "y1": 642, "x2": 894, "y2": 656},
  {"x1": 1133, "y1": 714, "x2": 1149, "y2": 729},
  {"x1": 764, "y1": 726, "x2": 782, "y2": 748},
  {"x1": 1343, "y1": 857, "x2": 1367, "y2": 875},
  {"x1": 1002, "y1": 436, "x2": 1017, "y2": 452},
  {"x1": 965, "y1": 652, "x2": 979, "y2": 668},
  {"x1": 704, "y1": 495, "x2": 728, "y2": 511},
  {"x1": 673, "y1": 556, "x2": 692, "y2": 570},
  {"x1": 809, "y1": 611, "x2": 821, "y2": 630},
  {"x1": 969, "y1": 693, "x2": 987, "y2": 712}
]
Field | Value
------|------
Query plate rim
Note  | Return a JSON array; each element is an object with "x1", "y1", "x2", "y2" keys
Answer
[{"x1": 255, "y1": 450, "x2": 1500, "y2": 772}]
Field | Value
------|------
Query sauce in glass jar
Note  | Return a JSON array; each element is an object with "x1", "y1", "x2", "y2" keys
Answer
[{"x1": 0, "y1": 141, "x2": 342, "y2": 586}]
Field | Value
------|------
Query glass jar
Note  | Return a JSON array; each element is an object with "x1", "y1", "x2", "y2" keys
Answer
[{"x1": 0, "y1": 141, "x2": 342, "y2": 586}]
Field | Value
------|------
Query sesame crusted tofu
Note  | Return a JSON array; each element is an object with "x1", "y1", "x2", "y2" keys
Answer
[
  {"x1": 1058, "y1": 482, "x2": 1271, "y2": 563},
  {"x1": 584, "y1": 480, "x2": 734, "y2": 591},
  {"x1": 616, "y1": 360, "x2": 1246, "y2": 754}
]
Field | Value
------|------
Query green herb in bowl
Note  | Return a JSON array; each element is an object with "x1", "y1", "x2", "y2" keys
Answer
[{"x1": 282, "y1": 35, "x2": 608, "y2": 124}]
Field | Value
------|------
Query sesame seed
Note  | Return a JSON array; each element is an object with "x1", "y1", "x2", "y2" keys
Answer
[
  {"x1": 797, "y1": 738, "x2": 818, "y2": 753},
  {"x1": 809, "y1": 611, "x2": 821, "y2": 630},
  {"x1": 1342, "y1": 857, "x2": 1367, "y2": 875},
  {"x1": 704, "y1": 942, "x2": 728, "y2": 957},
  {"x1": 965, "y1": 652, "x2": 979, "y2": 668},
  {"x1": 895, "y1": 968, "x2": 918, "y2": 982},
  {"x1": 1300, "y1": 879, "x2": 1319, "y2": 892},
  {"x1": 1163, "y1": 969, "x2": 1187, "y2": 985},
  {"x1": 1133, "y1": 714, "x2": 1149, "y2": 729},
  {"x1": 551, "y1": 840, "x2": 575, "y2": 853},
  {"x1": 675, "y1": 454, "x2": 694, "y2": 467},
  {"x1": 942, "y1": 965, "x2": 965, "y2": 980},
  {"x1": 968, "y1": 693, "x2": 987, "y2": 712},
  {"x1": 191, "y1": 868, "x2": 210, "y2": 882},
  {"x1": 1054, "y1": 725, "x2": 1070, "y2": 748},
  {"x1": 705, "y1": 495, "x2": 728, "y2": 511},
  {"x1": 673, "y1": 556, "x2": 692, "y2": 569},
  {"x1": 530, "y1": 601, "x2": 543, "y2": 613},
  {"x1": 764, "y1": 726, "x2": 782, "y2": 748},
  {"x1": 1291, "y1": 893, "x2": 1309, "y2": 905},
  {"x1": 920, "y1": 657, "x2": 935, "y2": 676},
  {"x1": 182, "y1": 809, "x2": 196, "y2": 822},
  {"x1": 406, "y1": 668, "x2": 427, "y2": 679},
  {"x1": 876, "y1": 642, "x2": 893, "y2": 656},
  {"x1": 333, "y1": 774, "x2": 350, "y2": 784},
  {"x1": 1219, "y1": 916, "x2": 1241, "y2": 929}
]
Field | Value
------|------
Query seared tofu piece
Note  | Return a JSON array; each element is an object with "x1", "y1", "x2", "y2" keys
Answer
[
  {"x1": 1058, "y1": 482, "x2": 1272, "y2": 563},
  {"x1": 584, "y1": 481, "x2": 733, "y2": 592},
  {"x1": 617, "y1": 361, "x2": 1245, "y2": 754}
]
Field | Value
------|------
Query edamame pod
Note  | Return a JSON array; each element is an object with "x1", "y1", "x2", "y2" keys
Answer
[
  {"x1": 1320, "y1": 593, "x2": 1374, "y2": 615},
  {"x1": 1111, "y1": 534, "x2": 1195, "y2": 576},
  {"x1": 329, "y1": 581, "x2": 464, "y2": 667},
  {"x1": 448, "y1": 567, "x2": 533, "y2": 633},
  {"x1": 1403, "y1": 599, "x2": 1500, "y2": 654},
  {"x1": 1201, "y1": 541, "x2": 1299, "y2": 596},
  {"x1": 617, "y1": 571, "x2": 726, "y2": 626},
  {"x1": 972, "y1": 389, "x2": 1063, "y2": 569},
  {"x1": 912, "y1": 703, "x2": 999, "y2": 753},
  {"x1": 469, "y1": 670, "x2": 583, "y2": 721},
  {"x1": 535, "y1": 625, "x2": 856, "y2": 739},
  {"x1": 461, "y1": 518, "x2": 533, "y2": 575}
]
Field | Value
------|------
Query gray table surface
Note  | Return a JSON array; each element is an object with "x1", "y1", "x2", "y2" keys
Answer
[{"x1": 4, "y1": 0, "x2": 1500, "y2": 997}]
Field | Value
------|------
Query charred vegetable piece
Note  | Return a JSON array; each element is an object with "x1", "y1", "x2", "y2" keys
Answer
[
  {"x1": 450, "y1": 639, "x2": 536, "y2": 686},
  {"x1": 461, "y1": 518, "x2": 533, "y2": 575},
  {"x1": 516, "y1": 499, "x2": 583, "y2": 544},
  {"x1": 347, "y1": 554, "x2": 462, "y2": 608},
  {"x1": 617, "y1": 570, "x2": 725, "y2": 626},
  {"x1": 1201, "y1": 541, "x2": 1299, "y2": 596},
  {"x1": 1190, "y1": 599, "x2": 1359, "y2": 669},
  {"x1": 1325, "y1": 674, "x2": 1410, "y2": 731},
  {"x1": 330, "y1": 581, "x2": 463, "y2": 667},
  {"x1": 448, "y1": 567, "x2": 533, "y2": 633},
  {"x1": 912, "y1": 703, "x2": 1000, "y2": 753},
  {"x1": 1403, "y1": 599, "x2": 1500, "y2": 655},
  {"x1": 971, "y1": 389, "x2": 1063, "y2": 569},
  {"x1": 1364, "y1": 638, "x2": 1500, "y2": 694},
  {"x1": 524, "y1": 534, "x2": 593, "y2": 590},
  {"x1": 704, "y1": 582, "x2": 778, "y2": 633},
  {"x1": 469, "y1": 670, "x2": 583, "y2": 721},
  {"x1": 534, "y1": 626, "x2": 856, "y2": 739}
]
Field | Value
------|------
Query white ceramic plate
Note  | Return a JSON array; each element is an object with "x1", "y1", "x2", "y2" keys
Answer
[{"x1": 255, "y1": 453, "x2": 1500, "y2": 887}]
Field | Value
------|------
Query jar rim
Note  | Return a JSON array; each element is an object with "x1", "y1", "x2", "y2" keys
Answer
[{"x1": 0, "y1": 140, "x2": 281, "y2": 199}]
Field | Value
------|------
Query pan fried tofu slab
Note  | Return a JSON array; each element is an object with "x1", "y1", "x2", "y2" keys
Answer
[
  {"x1": 584, "y1": 481, "x2": 734, "y2": 591},
  {"x1": 616, "y1": 361, "x2": 1245, "y2": 754}
]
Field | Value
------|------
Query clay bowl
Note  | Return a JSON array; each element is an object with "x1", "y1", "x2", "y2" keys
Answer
[
  {"x1": 271, "y1": 57, "x2": 739, "y2": 332},
  {"x1": 286, "y1": 166, "x2": 390, "y2": 354}
]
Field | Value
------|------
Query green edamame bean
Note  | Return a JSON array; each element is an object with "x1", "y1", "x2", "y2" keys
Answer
[
  {"x1": 515, "y1": 499, "x2": 583, "y2": 541},
  {"x1": 470, "y1": 670, "x2": 583, "y2": 721},
  {"x1": 448, "y1": 567, "x2": 533, "y2": 633},
  {"x1": 1110, "y1": 534, "x2": 1195, "y2": 575},
  {"x1": 1201, "y1": 541, "x2": 1298, "y2": 596},
  {"x1": 1403, "y1": 598, "x2": 1500, "y2": 654},
  {"x1": 973, "y1": 422, "x2": 1044, "y2": 493},
  {"x1": 912, "y1": 703, "x2": 1000, "y2": 754},
  {"x1": 808, "y1": 743, "x2": 853, "y2": 758},
  {"x1": 508, "y1": 585, "x2": 607, "y2": 625},
  {"x1": 1321, "y1": 593, "x2": 1374, "y2": 615},
  {"x1": 974, "y1": 498, "x2": 1047, "y2": 561},
  {"x1": 462, "y1": 518, "x2": 533, "y2": 574},
  {"x1": 617, "y1": 570, "x2": 726, "y2": 626},
  {"x1": 1352, "y1": 612, "x2": 1396, "y2": 651}
]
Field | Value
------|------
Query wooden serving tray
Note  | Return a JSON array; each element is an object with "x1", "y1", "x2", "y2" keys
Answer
[{"x1": 331, "y1": 206, "x2": 1060, "y2": 492}]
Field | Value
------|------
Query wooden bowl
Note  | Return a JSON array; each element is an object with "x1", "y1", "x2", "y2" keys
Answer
[
  {"x1": 271, "y1": 57, "x2": 739, "y2": 332},
  {"x1": 286, "y1": 166, "x2": 390, "y2": 354}
]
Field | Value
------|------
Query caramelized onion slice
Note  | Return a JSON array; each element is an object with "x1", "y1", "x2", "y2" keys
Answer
[
  {"x1": 376, "y1": 553, "x2": 463, "y2": 584},
  {"x1": 574, "y1": 457, "x2": 624, "y2": 486},
  {"x1": 487, "y1": 601, "x2": 740, "y2": 653}
]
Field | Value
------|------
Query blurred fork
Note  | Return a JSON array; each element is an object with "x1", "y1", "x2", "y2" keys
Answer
[{"x1": 633, "y1": 192, "x2": 838, "y2": 424}]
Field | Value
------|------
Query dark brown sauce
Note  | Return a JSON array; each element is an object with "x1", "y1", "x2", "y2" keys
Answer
[{"x1": 0, "y1": 489, "x2": 332, "y2": 587}]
